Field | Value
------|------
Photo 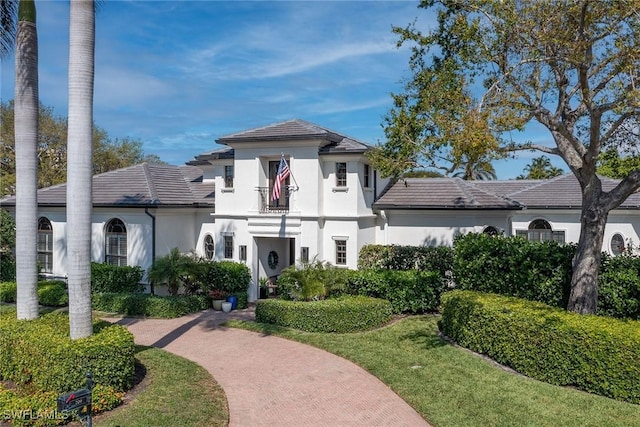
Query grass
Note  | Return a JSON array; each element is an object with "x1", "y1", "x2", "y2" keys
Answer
[
  {"x1": 92, "y1": 346, "x2": 228, "y2": 427},
  {"x1": 226, "y1": 315, "x2": 640, "y2": 427}
]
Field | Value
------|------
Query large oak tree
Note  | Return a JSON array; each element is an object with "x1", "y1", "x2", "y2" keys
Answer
[{"x1": 371, "y1": 0, "x2": 640, "y2": 314}]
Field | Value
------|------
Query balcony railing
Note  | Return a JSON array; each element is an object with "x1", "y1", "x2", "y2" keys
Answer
[{"x1": 257, "y1": 187, "x2": 290, "y2": 213}]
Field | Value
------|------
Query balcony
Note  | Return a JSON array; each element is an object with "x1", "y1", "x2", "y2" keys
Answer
[{"x1": 257, "y1": 187, "x2": 290, "y2": 213}]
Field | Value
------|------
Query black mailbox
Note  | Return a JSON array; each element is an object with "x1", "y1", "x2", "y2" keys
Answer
[{"x1": 57, "y1": 388, "x2": 92, "y2": 413}]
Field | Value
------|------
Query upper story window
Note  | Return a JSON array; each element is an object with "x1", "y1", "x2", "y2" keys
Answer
[
  {"x1": 224, "y1": 165, "x2": 234, "y2": 188},
  {"x1": 611, "y1": 233, "x2": 625, "y2": 256},
  {"x1": 37, "y1": 217, "x2": 53, "y2": 273},
  {"x1": 364, "y1": 164, "x2": 370, "y2": 188},
  {"x1": 105, "y1": 218, "x2": 127, "y2": 266},
  {"x1": 516, "y1": 219, "x2": 565, "y2": 243},
  {"x1": 203, "y1": 234, "x2": 214, "y2": 260},
  {"x1": 336, "y1": 162, "x2": 347, "y2": 187},
  {"x1": 224, "y1": 235, "x2": 234, "y2": 259}
]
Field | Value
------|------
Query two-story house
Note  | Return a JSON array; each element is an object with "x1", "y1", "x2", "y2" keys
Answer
[
  {"x1": 186, "y1": 119, "x2": 389, "y2": 300},
  {"x1": 3, "y1": 118, "x2": 640, "y2": 301}
]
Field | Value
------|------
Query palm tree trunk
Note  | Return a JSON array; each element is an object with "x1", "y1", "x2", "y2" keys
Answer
[
  {"x1": 67, "y1": 0, "x2": 95, "y2": 339},
  {"x1": 14, "y1": 0, "x2": 39, "y2": 320}
]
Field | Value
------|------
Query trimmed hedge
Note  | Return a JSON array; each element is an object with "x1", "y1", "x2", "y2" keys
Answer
[
  {"x1": 439, "y1": 290, "x2": 640, "y2": 404},
  {"x1": 255, "y1": 296, "x2": 393, "y2": 333},
  {"x1": 196, "y1": 260, "x2": 251, "y2": 298},
  {"x1": 92, "y1": 292, "x2": 209, "y2": 318},
  {"x1": 346, "y1": 269, "x2": 445, "y2": 314},
  {"x1": 358, "y1": 244, "x2": 453, "y2": 277},
  {"x1": 91, "y1": 262, "x2": 144, "y2": 294},
  {"x1": 453, "y1": 233, "x2": 574, "y2": 307},
  {"x1": 0, "y1": 310, "x2": 135, "y2": 394},
  {"x1": 0, "y1": 280, "x2": 68, "y2": 306},
  {"x1": 598, "y1": 254, "x2": 640, "y2": 319}
]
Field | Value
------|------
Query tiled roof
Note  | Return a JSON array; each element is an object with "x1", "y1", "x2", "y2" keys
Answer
[
  {"x1": 186, "y1": 147, "x2": 235, "y2": 166},
  {"x1": 213, "y1": 119, "x2": 372, "y2": 154},
  {"x1": 374, "y1": 178, "x2": 522, "y2": 210},
  {"x1": 0, "y1": 163, "x2": 215, "y2": 208},
  {"x1": 375, "y1": 174, "x2": 640, "y2": 210}
]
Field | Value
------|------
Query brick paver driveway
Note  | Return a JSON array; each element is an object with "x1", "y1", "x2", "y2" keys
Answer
[{"x1": 106, "y1": 308, "x2": 431, "y2": 427}]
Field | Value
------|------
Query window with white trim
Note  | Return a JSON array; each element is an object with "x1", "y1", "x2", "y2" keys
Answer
[
  {"x1": 105, "y1": 218, "x2": 127, "y2": 266},
  {"x1": 224, "y1": 165, "x2": 234, "y2": 188},
  {"x1": 224, "y1": 235, "x2": 233, "y2": 259},
  {"x1": 37, "y1": 217, "x2": 53, "y2": 273},
  {"x1": 203, "y1": 234, "x2": 214, "y2": 260},
  {"x1": 611, "y1": 233, "x2": 625, "y2": 256},
  {"x1": 516, "y1": 219, "x2": 565, "y2": 243},
  {"x1": 335, "y1": 240, "x2": 347, "y2": 265},
  {"x1": 336, "y1": 162, "x2": 347, "y2": 187}
]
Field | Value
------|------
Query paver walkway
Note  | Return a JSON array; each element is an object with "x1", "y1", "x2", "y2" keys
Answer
[{"x1": 106, "y1": 307, "x2": 430, "y2": 427}]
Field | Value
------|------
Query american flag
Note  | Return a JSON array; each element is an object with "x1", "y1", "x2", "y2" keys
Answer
[{"x1": 271, "y1": 155, "x2": 290, "y2": 201}]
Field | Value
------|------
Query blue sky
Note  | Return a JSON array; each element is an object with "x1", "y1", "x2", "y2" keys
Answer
[{"x1": 0, "y1": 0, "x2": 566, "y2": 180}]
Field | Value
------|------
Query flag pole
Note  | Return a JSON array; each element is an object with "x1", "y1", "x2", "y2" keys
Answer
[{"x1": 283, "y1": 153, "x2": 299, "y2": 191}]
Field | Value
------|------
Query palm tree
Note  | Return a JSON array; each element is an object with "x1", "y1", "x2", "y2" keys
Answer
[
  {"x1": 517, "y1": 156, "x2": 564, "y2": 180},
  {"x1": 12, "y1": 0, "x2": 39, "y2": 320},
  {"x1": 67, "y1": 0, "x2": 95, "y2": 339}
]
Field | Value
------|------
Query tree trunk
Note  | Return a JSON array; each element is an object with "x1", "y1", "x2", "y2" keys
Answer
[
  {"x1": 14, "y1": 2, "x2": 39, "y2": 320},
  {"x1": 67, "y1": 0, "x2": 95, "y2": 339},
  {"x1": 567, "y1": 186, "x2": 608, "y2": 314}
]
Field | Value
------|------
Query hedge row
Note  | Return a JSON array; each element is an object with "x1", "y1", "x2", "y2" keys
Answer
[
  {"x1": 453, "y1": 233, "x2": 574, "y2": 307},
  {"x1": 92, "y1": 292, "x2": 209, "y2": 318},
  {"x1": 452, "y1": 233, "x2": 640, "y2": 319},
  {"x1": 91, "y1": 262, "x2": 144, "y2": 294},
  {"x1": 346, "y1": 270, "x2": 445, "y2": 314},
  {"x1": 439, "y1": 290, "x2": 640, "y2": 404},
  {"x1": 358, "y1": 244, "x2": 453, "y2": 277},
  {"x1": 0, "y1": 280, "x2": 68, "y2": 307},
  {"x1": 0, "y1": 310, "x2": 135, "y2": 393},
  {"x1": 255, "y1": 296, "x2": 392, "y2": 333}
]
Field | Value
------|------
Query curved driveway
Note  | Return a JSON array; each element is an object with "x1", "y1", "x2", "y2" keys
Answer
[{"x1": 107, "y1": 308, "x2": 430, "y2": 427}]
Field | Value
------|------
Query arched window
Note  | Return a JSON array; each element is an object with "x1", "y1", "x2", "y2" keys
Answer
[
  {"x1": 483, "y1": 226, "x2": 499, "y2": 236},
  {"x1": 611, "y1": 233, "x2": 625, "y2": 256},
  {"x1": 203, "y1": 234, "x2": 214, "y2": 260},
  {"x1": 37, "y1": 217, "x2": 53, "y2": 273},
  {"x1": 516, "y1": 219, "x2": 565, "y2": 243},
  {"x1": 105, "y1": 218, "x2": 127, "y2": 266}
]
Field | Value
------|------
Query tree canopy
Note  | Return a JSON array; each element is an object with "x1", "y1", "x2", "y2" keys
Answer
[
  {"x1": 0, "y1": 101, "x2": 165, "y2": 196},
  {"x1": 372, "y1": 0, "x2": 640, "y2": 314}
]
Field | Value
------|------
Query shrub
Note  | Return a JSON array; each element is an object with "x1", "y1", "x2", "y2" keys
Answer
[
  {"x1": 198, "y1": 260, "x2": 250, "y2": 298},
  {"x1": 0, "y1": 310, "x2": 135, "y2": 394},
  {"x1": 358, "y1": 244, "x2": 453, "y2": 276},
  {"x1": 37, "y1": 280, "x2": 68, "y2": 307},
  {"x1": 255, "y1": 296, "x2": 392, "y2": 333},
  {"x1": 347, "y1": 269, "x2": 445, "y2": 314},
  {"x1": 277, "y1": 260, "x2": 352, "y2": 301},
  {"x1": 439, "y1": 290, "x2": 640, "y2": 404},
  {"x1": 0, "y1": 254, "x2": 15, "y2": 282},
  {"x1": 91, "y1": 262, "x2": 144, "y2": 294},
  {"x1": 453, "y1": 233, "x2": 574, "y2": 307},
  {"x1": 598, "y1": 254, "x2": 640, "y2": 320},
  {"x1": 92, "y1": 292, "x2": 209, "y2": 318},
  {"x1": 0, "y1": 280, "x2": 17, "y2": 303}
]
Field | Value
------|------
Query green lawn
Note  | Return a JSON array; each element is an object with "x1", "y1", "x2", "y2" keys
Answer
[
  {"x1": 93, "y1": 346, "x2": 228, "y2": 427},
  {"x1": 227, "y1": 315, "x2": 640, "y2": 427}
]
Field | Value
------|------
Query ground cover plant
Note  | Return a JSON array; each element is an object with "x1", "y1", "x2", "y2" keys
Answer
[{"x1": 227, "y1": 316, "x2": 640, "y2": 427}]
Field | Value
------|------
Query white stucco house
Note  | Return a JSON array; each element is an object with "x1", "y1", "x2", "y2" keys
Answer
[{"x1": 2, "y1": 119, "x2": 640, "y2": 300}]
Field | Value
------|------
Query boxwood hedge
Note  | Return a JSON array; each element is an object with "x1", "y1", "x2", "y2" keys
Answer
[
  {"x1": 439, "y1": 290, "x2": 640, "y2": 404},
  {"x1": 255, "y1": 296, "x2": 392, "y2": 333},
  {"x1": 92, "y1": 292, "x2": 209, "y2": 318},
  {"x1": 0, "y1": 310, "x2": 135, "y2": 394}
]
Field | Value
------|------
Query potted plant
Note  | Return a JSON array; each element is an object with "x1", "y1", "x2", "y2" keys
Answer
[
  {"x1": 209, "y1": 289, "x2": 227, "y2": 311},
  {"x1": 258, "y1": 277, "x2": 269, "y2": 299}
]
